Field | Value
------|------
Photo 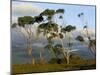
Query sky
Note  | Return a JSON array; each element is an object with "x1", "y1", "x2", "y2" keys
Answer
[{"x1": 12, "y1": 1, "x2": 96, "y2": 30}]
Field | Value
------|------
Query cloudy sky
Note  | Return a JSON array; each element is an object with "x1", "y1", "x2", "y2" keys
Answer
[{"x1": 12, "y1": 1, "x2": 96, "y2": 30}]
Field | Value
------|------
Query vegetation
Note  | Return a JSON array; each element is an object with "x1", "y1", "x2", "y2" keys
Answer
[
  {"x1": 77, "y1": 12, "x2": 96, "y2": 56},
  {"x1": 11, "y1": 8, "x2": 96, "y2": 74},
  {"x1": 12, "y1": 58, "x2": 96, "y2": 74}
]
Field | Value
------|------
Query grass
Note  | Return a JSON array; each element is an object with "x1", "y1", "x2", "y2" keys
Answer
[{"x1": 12, "y1": 58, "x2": 96, "y2": 75}]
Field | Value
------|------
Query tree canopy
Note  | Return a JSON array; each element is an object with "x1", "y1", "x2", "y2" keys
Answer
[
  {"x1": 18, "y1": 15, "x2": 44, "y2": 27},
  {"x1": 61, "y1": 25, "x2": 76, "y2": 32},
  {"x1": 56, "y1": 9, "x2": 65, "y2": 13},
  {"x1": 18, "y1": 16, "x2": 34, "y2": 27},
  {"x1": 75, "y1": 35, "x2": 84, "y2": 42}
]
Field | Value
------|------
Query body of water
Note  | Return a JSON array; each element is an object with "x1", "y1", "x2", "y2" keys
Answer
[{"x1": 11, "y1": 28, "x2": 95, "y2": 64}]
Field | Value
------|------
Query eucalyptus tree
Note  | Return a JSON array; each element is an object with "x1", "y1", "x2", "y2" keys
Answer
[
  {"x1": 37, "y1": 11, "x2": 60, "y2": 62},
  {"x1": 75, "y1": 35, "x2": 85, "y2": 42},
  {"x1": 12, "y1": 15, "x2": 44, "y2": 64},
  {"x1": 37, "y1": 9, "x2": 69, "y2": 63},
  {"x1": 18, "y1": 16, "x2": 44, "y2": 55},
  {"x1": 55, "y1": 9, "x2": 71, "y2": 63},
  {"x1": 77, "y1": 12, "x2": 96, "y2": 55},
  {"x1": 76, "y1": 35, "x2": 95, "y2": 56},
  {"x1": 83, "y1": 25, "x2": 96, "y2": 52},
  {"x1": 53, "y1": 9, "x2": 70, "y2": 63},
  {"x1": 18, "y1": 16, "x2": 33, "y2": 57},
  {"x1": 37, "y1": 22, "x2": 59, "y2": 60},
  {"x1": 48, "y1": 32, "x2": 68, "y2": 63},
  {"x1": 54, "y1": 9, "x2": 69, "y2": 63},
  {"x1": 61, "y1": 25, "x2": 76, "y2": 64}
]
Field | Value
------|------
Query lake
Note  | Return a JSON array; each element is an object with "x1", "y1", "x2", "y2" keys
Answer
[{"x1": 11, "y1": 28, "x2": 95, "y2": 64}]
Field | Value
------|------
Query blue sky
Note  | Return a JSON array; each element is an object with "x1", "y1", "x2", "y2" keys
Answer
[{"x1": 12, "y1": 1, "x2": 96, "y2": 30}]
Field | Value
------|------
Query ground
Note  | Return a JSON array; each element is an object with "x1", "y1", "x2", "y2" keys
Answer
[{"x1": 12, "y1": 59, "x2": 96, "y2": 75}]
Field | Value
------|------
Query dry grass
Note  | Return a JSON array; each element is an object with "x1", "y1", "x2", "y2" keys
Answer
[{"x1": 12, "y1": 59, "x2": 96, "y2": 75}]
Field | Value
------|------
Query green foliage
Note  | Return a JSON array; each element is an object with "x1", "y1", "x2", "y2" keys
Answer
[
  {"x1": 11, "y1": 23, "x2": 17, "y2": 28},
  {"x1": 61, "y1": 25, "x2": 76, "y2": 33},
  {"x1": 65, "y1": 25, "x2": 76, "y2": 32},
  {"x1": 12, "y1": 6, "x2": 96, "y2": 74},
  {"x1": 83, "y1": 25, "x2": 87, "y2": 29},
  {"x1": 59, "y1": 15, "x2": 63, "y2": 19},
  {"x1": 78, "y1": 12, "x2": 84, "y2": 17},
  {"x1": 18, "y1": 16, "x2": 34, "y2": 27},
  {"x1": 88, "y1": 39, "x2": 96, "y2": 47},
  {"x1": 49, "y1": 32, "x2": 58, "y2": 40},
  {"x1": 76, "y1": 35, "x2": 84, "y2": 42},
  {"x1": 56, "y1": 9, "x2": 64, "y2": 21},
  {"x1": 56, "y1": 9, "x2": 65, "y2": 13},
  {"x1": 18, "y1": 15, "x2": 44, "y2": 27},
  {"x1": 34, "y1": 15, "x2": 44, "y2": 23},
  {"x1": 40, "y1": 9, "x2": 55, "y2": 21},
  {"x1": 37, "y1": 22, "x2": 59, "y2": 36},
  {"x1": 44, "y1": 44, "x2": 53, "y2": 50},
  {"x1": 40, "y1": 9, "x2": 55, "y2": 16},
  {"x1": 53, "y1": 44, "x2": 63, "y2": 55},
  {"x1": 40, "y1": 9, "x2": 65, "y2": 21},
  {"x1": 59, "y1": 33, "x2": 64, "y2": 39}
]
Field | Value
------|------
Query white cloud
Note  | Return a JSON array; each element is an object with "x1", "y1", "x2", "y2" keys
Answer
[
  {"x1": 12, "y1": 2, "x2": 44, "y2": 16},
  {"x1": 12, "y1": 2, "x2": 44, "y2": 23},
  {"x1": 82, "y1": 28, "x2": 95, "y2": 36},
  {"x1": 12, "y1": 16, "x2": 17, "y2": 24}
]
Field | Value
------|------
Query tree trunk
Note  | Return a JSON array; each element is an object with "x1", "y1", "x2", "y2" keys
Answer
[
  {"x1": 59, "y1": 38, "x2": 67, "y2": 63},
  {"x1": 39, "y1": 50, "x2": 43, "y2": 64},
  {"x1": 27, "y1": 39, "x2": 32, "y2": 56},
  {"x1": 39, "y1": 49, "x2": 45, "y2": 64},
  {"x1": 65, "y1": 33, "x2": 71, "y2": 64},
  {"x1": 50, "y1": 47, "x2": 57, "y2": 59},
  {"x1": 66, "y1": 53, "x2": 70, "y2": 64},
  {"x1": 68, "y1": 32, "x2": 71, "y2": 50},
  {"x1": 27, "y1": 25, "x2": 36, "y2": 64},
  {"x1": 45, "y1": 32, "x2": 57, "y2": 59}
]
